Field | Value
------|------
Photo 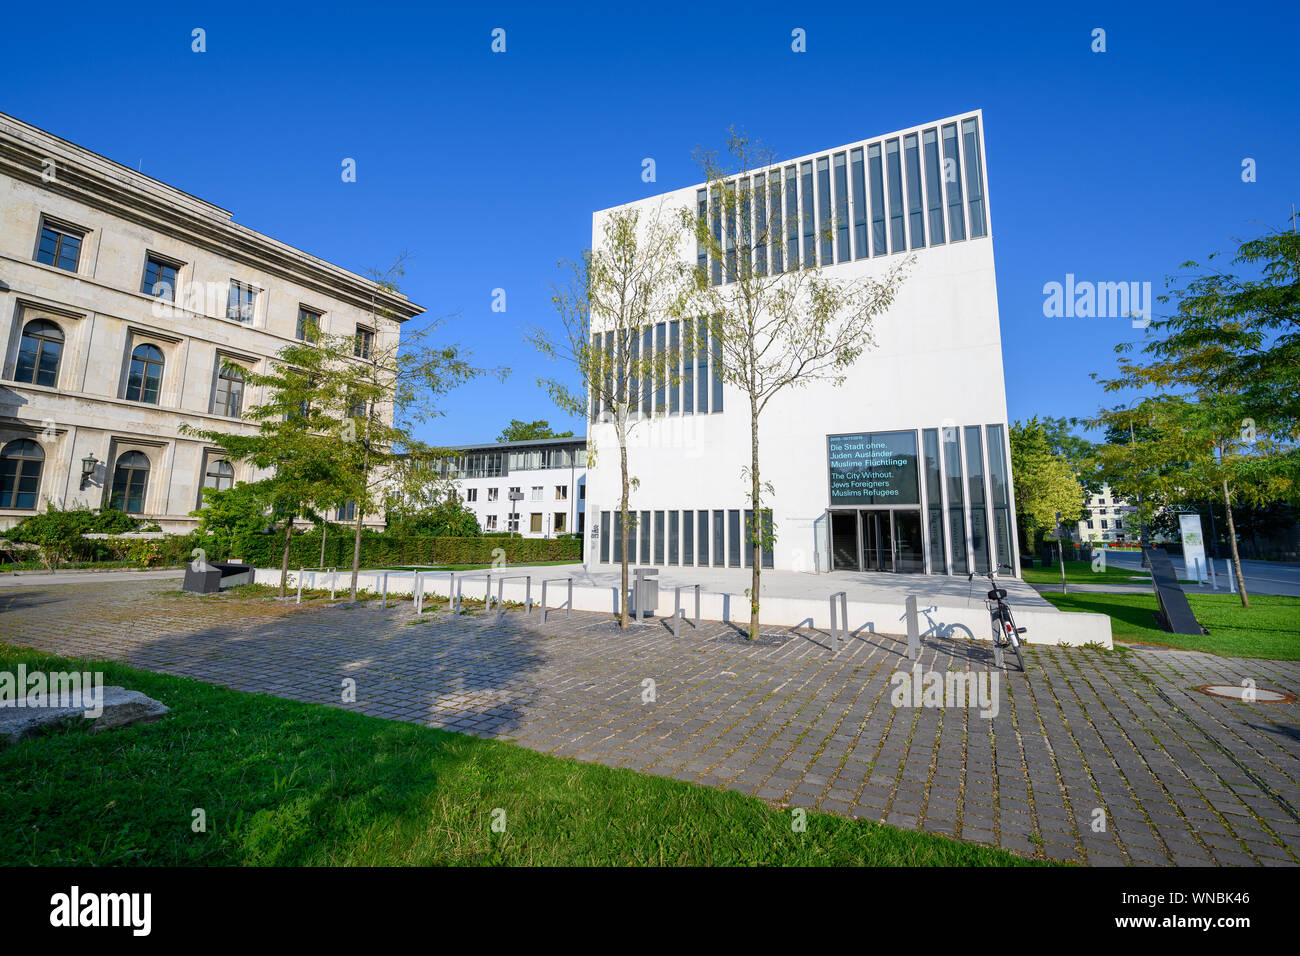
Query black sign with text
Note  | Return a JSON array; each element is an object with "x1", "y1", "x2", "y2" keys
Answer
[{"x1": 827, "y1": 431, "x2": 920, "y2": 506}]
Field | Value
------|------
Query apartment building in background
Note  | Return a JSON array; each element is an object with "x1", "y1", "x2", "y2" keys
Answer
[
  {"x1": 436, "y1": 436, "x2": 587, "y2": 538},
  {"x1": 0, "y1": 113, "x2": 423, "y2": 532},
  {"x1": 585, "y1": 111, "x2": 1017, "y2": 576}
]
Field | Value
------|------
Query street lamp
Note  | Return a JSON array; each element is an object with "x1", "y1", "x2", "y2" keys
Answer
[{"x1": 79, "y1": 453, "x2": 98, "y2": 489}]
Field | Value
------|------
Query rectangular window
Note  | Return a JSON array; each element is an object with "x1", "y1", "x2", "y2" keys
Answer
[
  {"x1": 654, "y1": 322, "x2": 666, "y2": 412},
  {"x1": 923, "y1": 428, "x2": 946, "y2": 573},
  {"x1": 555, "y1": 485, "x2": 567, "y2": 500},
  {"x1": 214, "y1": 366, "x2": 245, "y2": 418},
  {"x1": 601, "y1": 510, "x2": 611, "y2": 563},
  {"x1": 226, "y1": 281, "x2": 257, "y2": 323},
  {"x1": 729, "y1": 510, "x2": 741, "y2": 567},
  {"x1": 724, "y1": 182, "x2": 737, "y2": 283},
  {"x1": 904, "y1": 133, "x2": 925, "y2": 249},
  {"x1": 554, "y1": 512, "x2": 566, "y2": 533},
  {"x1": 785, "y1": 165, "x2": 799, "y2": 269},
  {"x1": 612, "y1": 511, "x2": 622, "y2": 562},
  {"x1": 488, "y1": 487, "x2": 499, "y2": 502},
  {"x1": 628, "y1": 328, "x2": 640, "y2": 417},
  {"x1": 868, "y1": 144, "x2": 886, "y2": 256},
  {"x1": 141, "y1": 255, "x2": 179, "y2": 300},
  {"x1": 682, "y1": 321, "x2": 694, "y2": 414},
  {"x1": 944, "y1": 427, "x2": 968, "y2": 574},
  {"x1": 753, "y1": 172, "x2": 767, "y2": 277},
  {"x1": 466, "y1": 488, "x2": 478, "y2": 503},
  {"x1": 986, "y1": 424, "x2": 1013, "y2": 572},
  {"x1": 834, "y1": 152, "x2": 850, "y2": 263},
  {"x1": 485, "y1": 514, "x2": 497, "y2": 530},
  {"x1": 696, "y1": 317, "x2": 709, "y2": 413},
  {"x1": 603, "y1": 332, "x2": 614, "y2": 414},
  {"x1": 710, "y1": 187, "x2": 723, "y2": 286},
  {"x1": 682, "y1": 509, "x2": 695, "y2": 566},
  {"x1": 530, "y1": 513, "x2": 543, "y2": 534},
  {"x1": 817, "y1": 156, "x2": 832, "y2": 265},
  {"x1": 761, "y1": 509, "x2": 774, "y2": 569},
  {"x1": 531, "y1": 486, "x2": 542, "y2": 501},
  {"x1": 738, "y1": 176, "x2": 751, "y2": 281},
  {"x1": 354, "y1": 327, "x2": 374, "y2": 359},
  {"x1": 641, "y1": 325, "x2": 653, "y2": 412},
  {"x1": 923, "y1": 129, "x2": 946, "y2": 245},
  {"x1": 640, "y1": 510, "x2": 651, "y2": 563},
  {"x1": 743, "y1": 508, "x2": 754, "y2": 568},
  {"x1": 696, "y1": 188, "x2": 708, "y2": 279},
  {"x1": 668, "y1": 511, "x2": 679, "y2": 564},
  {"x1": 589, "y1": 332, "x2": 602, "y2": 421},
  {"x1": 710, "y1": 319, "x2": 723, "y2": 412},
  {"x1": 653, "y1": 511, "x2": 665, "y2": 564},
  {"x1": 885, "y1": 138, "x2": 905, "y2": 253},
  {"x1": 712, "y1": 510, "x2": 725, "y2": 567},
  {"x1": 800, "y1": 161, "x2": 815, "y2": 268},
  {"x1": 697, "y1": 511, "x2": 710, "y2": 566},
  {"x1": 851, "y1": 147, "x2": 867, "y2": 259},
  {"x1": 965, "y1": 425, "x2": 989, "y2": 573},
  {"x1": 962, "y1": 117, "x2": 988, "y2": 238},
  {"x1": 668, "y1": 320, "x2": 680, "y2": 413},
  {"x1": 297, "y1": 307, "x2": 321, "y2": 341},
  {"x1": 769, "y1": 170, "x2": 784, "y2": 274},
  {"x1": 942, "y1": 124, "x2": 966, "y2": 241},
  {"x1": 337, "y1": 500, "x2": 356, "y2": 521},
  {"x1": 35, "y1": 220, "x2": 83, "y2": 272}
]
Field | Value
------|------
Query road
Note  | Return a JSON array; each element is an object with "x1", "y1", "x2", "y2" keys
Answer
[{"x1": 1091, "y1": 549, "x2": 1300, "y2": 597}]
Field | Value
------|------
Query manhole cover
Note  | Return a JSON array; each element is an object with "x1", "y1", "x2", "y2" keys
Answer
[{"x1": 1195, "y1": 684, "x2": 1295, "y2": 703}]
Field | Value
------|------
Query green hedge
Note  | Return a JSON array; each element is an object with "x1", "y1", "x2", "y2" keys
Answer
[{"x1": 214, "y1": 531, "x2": 582, "y2": 569}]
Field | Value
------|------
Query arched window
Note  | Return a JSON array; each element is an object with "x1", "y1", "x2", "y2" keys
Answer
[
  {"x1": 109, "y1": 451, "x2": 150, "y2": 514},
  {"x1": 204, "y1": 459, "x2": 235, "y2": 492},
  {"x1": 125, "y1": 344, "x2": 164, "y2": 404},
  {"x1": 14, "y1": 320, "x2": 64, "y2": 387},
  {"x1": 0, "y1": 439, "x2": 44, "y2": 509},
  {"x1": 214, "y1": 365, "x2": 245, "y2": 417}
]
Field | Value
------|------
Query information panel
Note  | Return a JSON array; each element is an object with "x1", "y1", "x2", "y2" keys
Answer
[{"x1": 827, "y1": 431, "x2": 920, "y2": 505}]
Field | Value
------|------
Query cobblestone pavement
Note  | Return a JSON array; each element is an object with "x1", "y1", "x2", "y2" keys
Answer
[{"x1": 2, "y1": 578, "x2": 1297, "y2": 866}]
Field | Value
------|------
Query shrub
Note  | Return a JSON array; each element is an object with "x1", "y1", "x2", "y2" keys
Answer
[{"x1": 6, "y1": 506, "x2": 102, "y2": 568}]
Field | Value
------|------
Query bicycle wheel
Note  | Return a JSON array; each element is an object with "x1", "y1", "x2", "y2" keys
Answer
[
  {"x1": 990, "y1": 610, "x2": 1004, "y2": 669},
  {"x1": 1005, "y1": 609, "x2": 1026, "y2": 672}
]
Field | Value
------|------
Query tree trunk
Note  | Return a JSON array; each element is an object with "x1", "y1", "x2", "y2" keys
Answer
[
  {"x1": 619, "y1": 436, "x2": 630, "y2": 628},
  {"x1": 749, "y1": 395, "x2": 761, "y2": 640},
  {"x1": 279, "y1": 515, "x2": 294, "y2": 598},
  {"x1": 1222, "y1": 479, "x2": 1249, "y2": 608}
]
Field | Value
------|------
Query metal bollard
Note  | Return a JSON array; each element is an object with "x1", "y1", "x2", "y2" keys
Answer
[
  {"x1": 382, "y1": 571, "x2": 389, "y2": 609},
  {"x1": 541, "y1": 579, "x2": 549, "y2": 624},
  {"x1": 829, "y1": 591, "x2": 848, "y2": 653},
  {"x1": 905, "y1": 593, "x2": 921, "y2": 660},
  {"x1": 414, "y1": 571, "x2": 423, "y2": 614},
  {"x1": 567, "y1": 578, "x2": 573, "y2": 619},
  {"x1": 296, "y1": 568, "x2": 303, "y2": 604},
  {"x1": 330, "y1": 568, "x2": 337, "y2": 601}
]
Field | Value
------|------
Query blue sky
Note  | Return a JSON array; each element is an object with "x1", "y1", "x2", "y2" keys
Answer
[{"x1": 4, "y1": 1, "x2": 1297, "y2": 445}]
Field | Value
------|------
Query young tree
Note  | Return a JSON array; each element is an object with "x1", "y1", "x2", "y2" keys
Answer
[
  {"x1": 1009, "y1": 418, "x2": 1087, "y2": 551},
  {"x1": 528, "y1": 205, "x2": 687, "y2": 627},
  {"x1": 1094, "y1": 222, "x2": 1300, "y2": 605},
  {"x1": 183, "y1": 347, "x2": 350, "y2": 596},
  {"x1": 324, "y1": 259, "x2": 501, "y2": 600},
  {"x1": 684, "y1": 129, "x2": 909, "y2": 639}
]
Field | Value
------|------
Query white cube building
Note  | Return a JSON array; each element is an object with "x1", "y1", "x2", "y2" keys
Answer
[{"x1": 585, "y1": 111, "x2": 1018, "y2": 576}]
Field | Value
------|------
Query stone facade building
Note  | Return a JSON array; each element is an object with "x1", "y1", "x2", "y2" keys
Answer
[{"x1": 0, "y1": 113, "x2": 423, "y2": 532}]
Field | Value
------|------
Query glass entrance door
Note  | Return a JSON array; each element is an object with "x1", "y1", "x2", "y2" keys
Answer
[
  {"x1": 830, "y1": 511, "x2": 859, "y2": 571},
  {"x1": 894, "y1": 510, "x2": 924, "y2": 573},
  {"x1": 861, "y1": 509, "x2": 893, "y2": 571}
]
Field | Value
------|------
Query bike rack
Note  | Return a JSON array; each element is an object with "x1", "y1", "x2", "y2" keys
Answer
[
  {"x1": 671, "y1": 583, "x2": 701, "y2": 637},
  {"x1": 539, "y1": 576, "x2": 574, "y2": 623},
  {"x1": 414, "y1": 570, "x2": 456, "y2": 614},
  {"x1": 492, "y1": 573, "x2": 533, "y2": 622},
  {"x1": 296, "y1": 566, "x2": 337, "y2": 604},
  {"x1": 454, "y1": 572, "x2": 494, "y2": 615},
  {"x1": 828, "y1": 591, "x2": 848, "y2": 653}
]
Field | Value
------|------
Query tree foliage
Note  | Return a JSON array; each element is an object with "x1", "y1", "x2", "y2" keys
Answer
[{"x1": 1009, "y1": 418, "x2": 1086, "y2": 548}]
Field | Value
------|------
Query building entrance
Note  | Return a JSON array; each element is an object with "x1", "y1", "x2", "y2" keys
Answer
[{"x1": 829, "y1": 508, "x2": 925, "y2": 573}]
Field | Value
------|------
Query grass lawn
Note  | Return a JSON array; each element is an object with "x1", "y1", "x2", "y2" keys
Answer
[
  {"x1": 1021, "y1": 560, "x2": 1150, "y2": 586},
  {"x1": 1043, "y1": 592, "x2": 1300, "y2": 659},
  {"x1": 0, "y1": 645, "x2": 1037, "y2": 866}
]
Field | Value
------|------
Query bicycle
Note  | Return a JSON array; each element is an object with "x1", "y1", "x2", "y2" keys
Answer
[{"x1": 968, "y1": 564, "x2": 1027, "y2": 671}]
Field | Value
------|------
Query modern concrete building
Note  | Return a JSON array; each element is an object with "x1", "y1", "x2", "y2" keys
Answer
[
  {"x1": 436, "y1": 436, "x2": 587, "y2": 538},
  {"x1": 585, "y1": 111, "x2": 1017, "y2": 576},
  {"x1": 0, "y1": 113, "x2": 422, "y2": 532}
]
